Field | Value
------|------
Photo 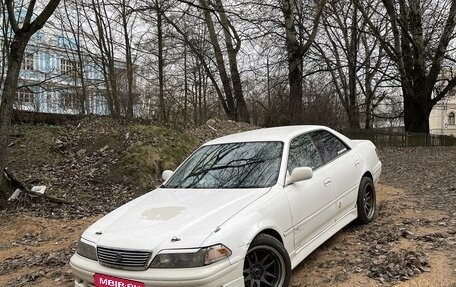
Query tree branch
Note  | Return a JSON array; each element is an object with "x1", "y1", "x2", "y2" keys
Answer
[
  {"x1": 24, "y1": 0, "x2": 37, "y2": 26},
  {"x1": 432, "y1": 76, "x2": 456, "y2": 106},
  {"x1": 30, "y1": 0, "x2": 61, "y2": 32},
  {"x1": 6, "y1": 0, "x2": 19, "y2": 32},
  {"x1": 299, "y1": 0, "x2": 326, "y2": 57},
  {"x1": 427, "y1": 0, "x2": 456, "y2": 89}
]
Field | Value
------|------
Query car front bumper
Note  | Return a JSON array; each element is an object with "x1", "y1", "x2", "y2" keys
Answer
[{"x1": 70, "y1": 253, "x2": 244, "y2": 287}]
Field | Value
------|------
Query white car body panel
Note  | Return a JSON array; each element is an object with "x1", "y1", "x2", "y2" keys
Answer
[
  {"x1": 200, "y1": 184, "x2": 294, "y2": 264},
  {"x1": 285, "y1": 163, "x2": 336, "y2": 249},
  {"x1": 82, "y1": 187, "x2": 270, "y2": 252},
  {"x1": 70, "y1": 125, "x2": 382, "y2": 287}
]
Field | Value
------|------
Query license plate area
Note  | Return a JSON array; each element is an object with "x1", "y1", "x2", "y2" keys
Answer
[{"x1": 94, "y1": 273, "x2": 145, "y2": 287}]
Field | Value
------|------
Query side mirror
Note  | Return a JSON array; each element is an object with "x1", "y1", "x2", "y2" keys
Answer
[
  {"x1": 286, "y1": 167, "x2": 313, "y2": 185},
  {"x1": 162, "y1": 170, "x2": 174, "y2": 182}
]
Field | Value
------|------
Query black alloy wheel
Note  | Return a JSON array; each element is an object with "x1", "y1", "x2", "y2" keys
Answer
[
  {"x1": 356, "y1": 176, "x2": 376, "y2": 224},
  {"x1": 243, "y1": 234, "x2": 291, "y2": 287}
]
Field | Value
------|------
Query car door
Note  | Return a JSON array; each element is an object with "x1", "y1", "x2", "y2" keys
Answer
[
  {"x1": 284, "y1": 133, "x2": 335, "y2": 250},
  {"x1": 309, "y1": 130, "x2": 361, "y2": 220}
]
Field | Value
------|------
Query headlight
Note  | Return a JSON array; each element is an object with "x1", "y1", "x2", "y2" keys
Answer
[
  {"x1": 150, "y1": 244, "x2": 231, "y2": 268},
  {"x1": 76, "y1": 238, "x2": 97, "y2": 261}
]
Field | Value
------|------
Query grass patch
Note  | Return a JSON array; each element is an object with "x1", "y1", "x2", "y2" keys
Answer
[{"x1": 115, "y1": 125, "x2": 198, "y2": 188}]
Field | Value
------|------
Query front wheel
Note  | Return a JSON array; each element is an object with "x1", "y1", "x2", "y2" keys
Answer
[
  {"x1": 356, "y1": 176, "x2": 376, "y2": 224},
  {"x1": 243, "y1": 234, "x2": 291, "y2": 287}
]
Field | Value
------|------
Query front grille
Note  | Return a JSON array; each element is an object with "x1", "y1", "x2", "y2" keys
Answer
[{"x1": 97, "y1": 246, "x2": 152, "y2": 270}]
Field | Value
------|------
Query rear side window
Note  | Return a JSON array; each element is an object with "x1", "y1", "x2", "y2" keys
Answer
[
  {"x1": 287, "y1": 134, "x2": 323, "y2": 171},
  {"x1": 310, "y1": 130, "x2": 348, "y2": 163}
]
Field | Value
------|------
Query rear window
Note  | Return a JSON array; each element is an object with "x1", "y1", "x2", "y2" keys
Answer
[{"x1": 310, "y1": 131, "x2": 348, "y2": 163}]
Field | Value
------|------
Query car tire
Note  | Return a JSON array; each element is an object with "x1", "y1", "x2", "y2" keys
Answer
[
  {"x1": 243, "y1": 233, "x2": 291, "y2": 287},
  {"x1": 356, "y1": 176, "x2": 376, "y2": 224}
]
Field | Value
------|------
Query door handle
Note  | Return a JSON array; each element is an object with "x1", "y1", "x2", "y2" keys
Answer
[
  {"x1": 355, "y1": 160, "x2": 360, "y2": 167},
  {"x1": 324, "y1": 178, "x2": 332, "y2": 187}
]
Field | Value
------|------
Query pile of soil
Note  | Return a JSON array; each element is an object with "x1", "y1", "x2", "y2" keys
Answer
[{"x1": 3, "y1": 117, "x2": 203, "y2": 217}]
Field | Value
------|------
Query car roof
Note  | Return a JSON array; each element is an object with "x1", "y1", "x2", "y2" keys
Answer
[{"x1": 203, "y1": 125, "x2": 332, "y2": 145}]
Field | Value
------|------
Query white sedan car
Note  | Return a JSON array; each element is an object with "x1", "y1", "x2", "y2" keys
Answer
[{"x1": 70, "y1": 125, "x2": 381, "y2": 287}]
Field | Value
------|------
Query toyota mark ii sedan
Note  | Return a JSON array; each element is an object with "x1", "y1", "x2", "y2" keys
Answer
[{"x1": 70, "y1": 125, "x2": 381, "y2": 287}]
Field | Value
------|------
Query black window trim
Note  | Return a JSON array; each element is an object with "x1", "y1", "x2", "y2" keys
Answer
[
  {"x1": 310, "y1": 130, "x2": 351, "y2": 165},
  {"x1": 286, "y1": 130, "x2": 351, "y2": 174}
]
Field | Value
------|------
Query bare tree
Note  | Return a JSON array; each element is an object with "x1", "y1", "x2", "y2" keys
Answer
[
  {"x1": 313, "y1": 0, "x2": 361, "y2": 128},
  {"x1": 281, "y1": 0, "x2": 326, "y2": 124},
  {"x1": 0, "y1": 0, "x2": 61, "y2": 179},
  {"x1": 358, "y1": 0, "x2": 456, "y2": 133},
  {"x1": 313, "y1": 0, "x2": 393, "y2": 129},
  {"x1": 118, "y1": 0, "x2": 137, "y2": 119},
  {"x1": 162, "y1": 10, "x2": 230, "y2": 121},
  {"x1": 55, "y1": 0, "x2": 88, "y2": 114},
  {"x1": 358, "y1": 32, "x2": 392, "y2": 129},
  {"x1": 81, "y1": 0, "x2": 122, "y2": 117},
  {"x1": 212, "y1": 0, "x2": 249, "y2": 122},
  {"x1": 154, "y1": 1, "x2": 252, "y2": 123},
  {"x1": 198, "y1": 0, "x2": 237, "y2": 120}
]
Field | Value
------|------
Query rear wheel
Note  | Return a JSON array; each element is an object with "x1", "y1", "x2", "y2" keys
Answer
[
  {"x1": 243, "y1": 234, "x2": 291, "y2": 287},
  {"x1": 356, "y1": 176, "x2": 376, "y2": 224}
]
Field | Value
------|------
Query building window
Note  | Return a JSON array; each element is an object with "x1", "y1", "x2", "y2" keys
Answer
[
  {"x1": 16, "y1": 88, "x2": 34, "y2": 105},
  {"x1": 61, "y1": 58, "x2": 80, "y2": 77},
  {"x1": 60, "y1": 58, "x2": 72, "y2": 75},
  {"x1": 22, "y1": 53, "x2": 34, "y2": 70},
  {"x1": 115, "y1": 67, "x2": 129, "y2": 92},
  {"x1": 60, "y1": 91, "x2": 79, "y2": 111},
  {"x1": 449, "y1": 112, "x2": 455, "y2": 125}
]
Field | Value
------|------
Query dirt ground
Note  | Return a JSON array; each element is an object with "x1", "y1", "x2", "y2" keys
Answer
[
  {"x1": 1, "y1": 122, "x2": 456, "y2": 286},
  {"x1": 1, "y1": 183, "x2": 454, "y2": 287}
]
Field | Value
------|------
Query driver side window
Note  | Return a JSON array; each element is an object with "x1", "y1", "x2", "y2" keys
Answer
[{"x1": 287, "y1": 134, "x2": 323, "y2": 173}]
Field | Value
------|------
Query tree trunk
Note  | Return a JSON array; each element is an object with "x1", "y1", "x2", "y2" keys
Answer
[
  {"x1": 347, "y1": 106, "x2": 360, "y2": 129},
  {"x1": 347, "y1": 3, "x2": 360, "y2": 129},
  {"x1": 0, "y1": 170, "x2": 11, "y2": 208},
  {"x1": 156, "y1": 5, "x2": 167, "y2": 123},
  {"x1": 122, "y1": 0, "x2": 134, "y2": 119},
  {"x1": 78, "y1": 62, "x2": 87, "y2": 115},
  {"x1": 403, "y1": 88, "x2": 430, "y2": 133},
  {"x1": 282, "y1": 0, "x2": 303, "y2": 124},
  {"x1": 183, "y1": 45, "x2": 188, "y2": 124},
  {"x1": 215, "y1": 0, "x2": 249, "y2": 122},
  {"x1": 364, "y1": 80, "x2": 373, "y2": 129},
  {"x1": 199, "y1": 0, "x2": 236, "y2": 120},
  {"x1": 0, "y1": 34, "x2": 30, "y2": 178},
  {"x1": 198, "y1": 65, "x2": 203, "y2": 125},
  {"x1": 0, "y1": 0, "x2": 60, "y2": 184},
  {"x1": 287, "y1": 61, "x2": 303, "y2": 124},
  {"x1": 108, "y1": 63, "x2": 120, "y2": 116}
]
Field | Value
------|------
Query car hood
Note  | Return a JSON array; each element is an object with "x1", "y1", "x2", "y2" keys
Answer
[{"x1": 82, "y1": 187, "x2": 270, "y2": 252}]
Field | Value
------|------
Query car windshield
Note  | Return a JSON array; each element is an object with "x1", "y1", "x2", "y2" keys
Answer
[{"x1": 163, "y1": 141, "x2": 283, "y2": 189}]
